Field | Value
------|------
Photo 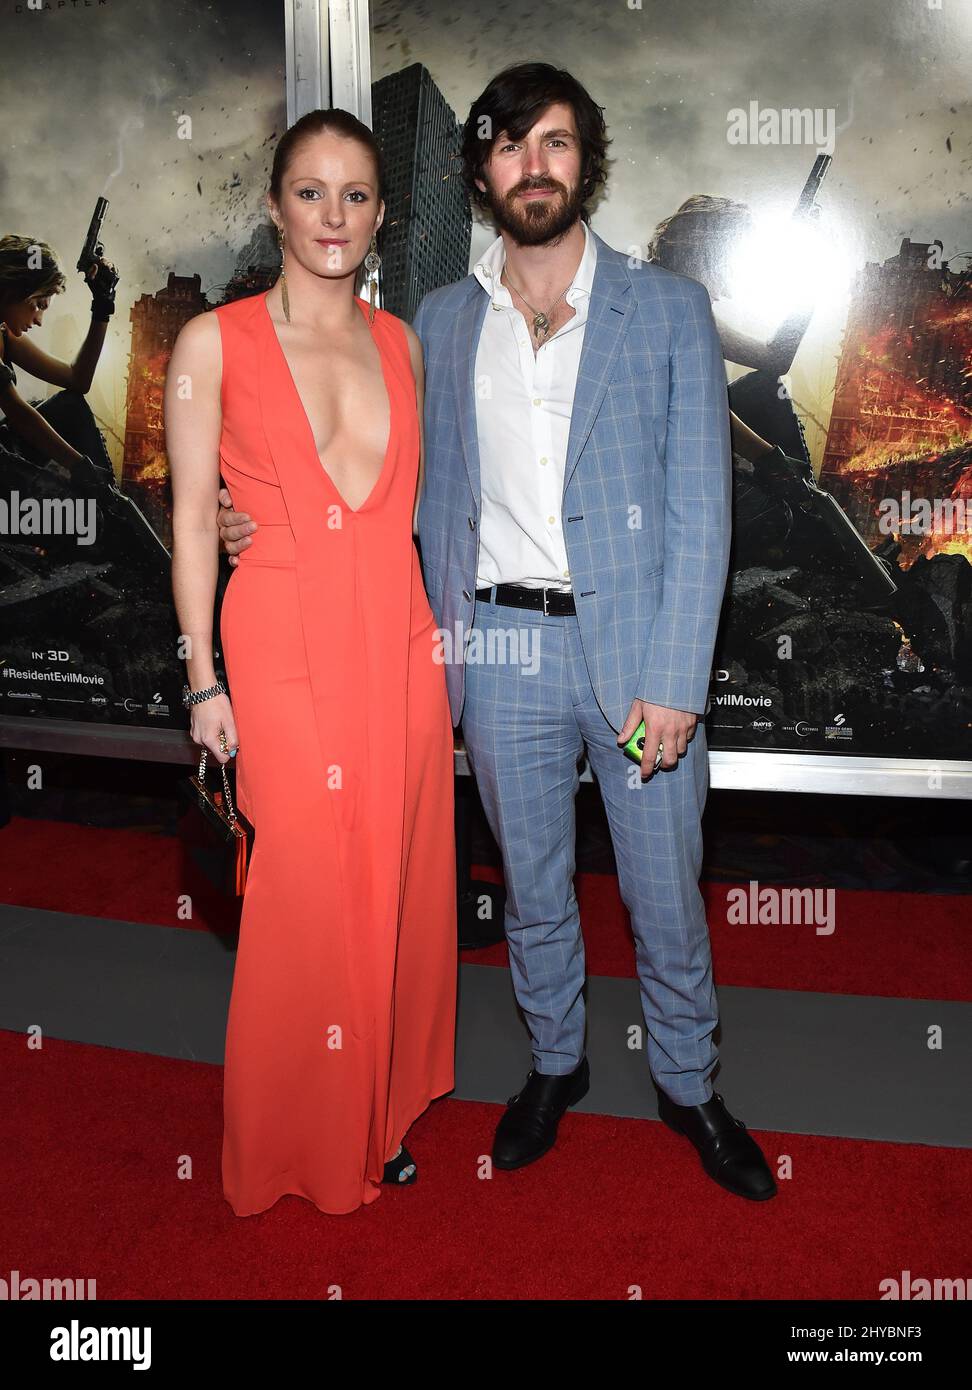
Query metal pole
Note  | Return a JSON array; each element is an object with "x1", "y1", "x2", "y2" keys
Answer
[
  {"x1": 284, "y1": 0, "x2": 330, "y2": 123},
  {"x1": 327, "y1": 0, "x2": 372, "y2": 123}
]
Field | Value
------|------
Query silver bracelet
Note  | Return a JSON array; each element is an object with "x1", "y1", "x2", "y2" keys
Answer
[{"x1": 182, "y1": 679, "x2": 226, "y2": 709}]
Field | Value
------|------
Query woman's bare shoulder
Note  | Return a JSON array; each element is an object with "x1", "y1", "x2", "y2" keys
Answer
[
  {"x1": 391, "y1": 315, "x2": 423, "y2": 374},
  {"x1": 172, "y1": 307, "x2": 222, "y2": 358},
  {"x1": 168, "y1": 308, "x2": 223, "y2": 397}
]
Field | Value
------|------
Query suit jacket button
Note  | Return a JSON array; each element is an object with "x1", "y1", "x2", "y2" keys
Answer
[
  {"x1": 468, "y1": 515, "x2": 475, "y2": 529},
  {"x1": 462, "y1": 588, "x2": 472, "y2": 601}
]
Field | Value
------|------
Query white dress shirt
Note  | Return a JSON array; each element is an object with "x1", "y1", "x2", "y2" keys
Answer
[{"x1": 473, "y1": 218, "x2": 597, "y2": 590}]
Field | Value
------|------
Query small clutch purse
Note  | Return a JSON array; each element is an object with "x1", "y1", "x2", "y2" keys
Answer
[{"x1": 177, "y1": 747, "x2": 254, "y2": 896}]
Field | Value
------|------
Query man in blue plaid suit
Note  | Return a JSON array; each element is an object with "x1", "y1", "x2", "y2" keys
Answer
[{"x1": 414, "y1": 63, "x2": 775, "y2": 1201}]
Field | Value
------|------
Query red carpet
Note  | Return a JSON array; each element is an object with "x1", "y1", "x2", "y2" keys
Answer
[
  {"x1": 5, "y1": 1028, "x2": 969, "y2": 1300},
  {"x1": 461, "y1": 865, "x2": 972, "y2": 999},
  {"x1": 0, "y1": 817, "x2": 243, "y2": 934},
  {"x1": 1, "y1": 817, "x2": 968, "y2": 998}
]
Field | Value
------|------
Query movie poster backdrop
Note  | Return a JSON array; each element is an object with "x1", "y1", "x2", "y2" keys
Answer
[
  {"x1": 0, "y1": 0, "x2": 285, "y2": 728},
  {"x1": 1, "y1": 0, "x2": 969, "y2": 769},
  {"x1": 369, "y1": 0, "x2": 971, "y2": 763}
]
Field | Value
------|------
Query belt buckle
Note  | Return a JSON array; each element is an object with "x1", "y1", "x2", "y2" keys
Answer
[{"x1": 542, "y1": 587, "x2": 550, "y2": 616}]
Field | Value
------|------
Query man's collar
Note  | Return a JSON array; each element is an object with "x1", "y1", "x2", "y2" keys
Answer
[{"x1": 473, "y1": 218, "x2": 597, "y2": 304}]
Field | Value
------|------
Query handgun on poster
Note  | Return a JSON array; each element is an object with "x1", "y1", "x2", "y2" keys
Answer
[{"x1": 77, "y1": 196, "x2": 109, "y2": 277}]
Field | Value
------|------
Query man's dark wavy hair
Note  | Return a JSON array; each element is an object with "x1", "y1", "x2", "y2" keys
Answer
[{"x1": 460, "y1": 62, "x2": 610, "y2": 223}]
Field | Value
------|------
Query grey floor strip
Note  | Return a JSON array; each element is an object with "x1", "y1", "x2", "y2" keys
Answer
[{"x1": 1, "y1": 904, "x2": 969, "y2": 1147}]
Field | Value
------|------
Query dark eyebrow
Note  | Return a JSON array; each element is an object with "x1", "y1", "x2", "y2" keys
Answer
[
  {"x1": 287, "y1": 174, "x2": 375, "y2": 189},
  {"x1": 498, "y1": 128, "x2": 576, "y2": 143}
]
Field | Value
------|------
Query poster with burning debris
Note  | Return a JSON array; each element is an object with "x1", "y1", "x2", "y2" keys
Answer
[
  {"x1": 370, "y1": 0, "x2": 971, "y2": 764},
  {"x1": 0, "y1": 0, "x2": 285, "y2": 728},
  {"x1": 2, "y1": 0, "x2": 969, "y2": 772}
]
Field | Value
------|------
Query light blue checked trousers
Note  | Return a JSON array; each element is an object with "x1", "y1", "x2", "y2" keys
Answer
[{"x1": 460, "y1": 595, "x2": 719, "y2": 1105}]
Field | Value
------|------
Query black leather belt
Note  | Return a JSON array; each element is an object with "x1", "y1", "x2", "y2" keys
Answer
[{"x1": 475, "y1": 583, "x2": 576, "y2": 615}]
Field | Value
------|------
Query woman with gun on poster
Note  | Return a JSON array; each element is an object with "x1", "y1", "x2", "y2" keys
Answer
[
  {"x1": 647, "y1": 164, "x2": 896, "y2": 607},
  {"x1": 0, "y1": 201, "x2": 169, "y2": 572}
]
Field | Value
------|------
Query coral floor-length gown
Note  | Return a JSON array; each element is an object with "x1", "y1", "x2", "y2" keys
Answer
[{"x1": 213, "y1": 290, "x2": 457, "y2": 1216}]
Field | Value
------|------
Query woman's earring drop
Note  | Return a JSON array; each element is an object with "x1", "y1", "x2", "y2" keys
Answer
[
  {"x1": 364, "y1": 233, "x2": 381, "y2": 324},
  {"x1": 276, "y1": 224, "x2": 290, "y2": 324}
]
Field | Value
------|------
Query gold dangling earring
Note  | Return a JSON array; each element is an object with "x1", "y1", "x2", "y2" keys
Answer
[
  {"x1": 276, "y1": 224, "x2": 290, "y2": 324},
  {"x1": 364, "y1": 233, "x2": 381, "y2": 324}
]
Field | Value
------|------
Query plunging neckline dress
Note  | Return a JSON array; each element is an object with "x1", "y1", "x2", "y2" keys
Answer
[{"x1": 212, "y1": 290, "x2": 457, "y2": 1216}]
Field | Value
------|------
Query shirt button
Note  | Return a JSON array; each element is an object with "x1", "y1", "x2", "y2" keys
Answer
[
  {"x1": 563, "y1": 569, "x2": 570, "y2": 578},
  {"x1": 547, "y1": 516, "x2": 556, "y2": 525},
  {"x1": 532, "y1": 397, "x2": 542, "y2": 406},
  {"x1": 539, "y1": 457, "x2": 548, "y2": 466}
]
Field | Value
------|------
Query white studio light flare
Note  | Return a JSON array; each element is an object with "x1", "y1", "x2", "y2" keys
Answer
[{"x1": 725, "y1": 203, "x2": 854, "y2": 337}]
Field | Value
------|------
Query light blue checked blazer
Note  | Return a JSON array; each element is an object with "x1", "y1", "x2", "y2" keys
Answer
[{"x1": 412, "y1": 227, "x2": 732, "y2": 732}]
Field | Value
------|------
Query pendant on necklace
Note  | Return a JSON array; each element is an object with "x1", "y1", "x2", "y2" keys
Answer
[{"x1": 533, "y1": 312, "x2": 549, "y2": 340}]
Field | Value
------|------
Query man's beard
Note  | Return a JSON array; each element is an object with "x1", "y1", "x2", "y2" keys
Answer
[{"x1": 484, "y1": 175, "x2": 585, "y2": 247}]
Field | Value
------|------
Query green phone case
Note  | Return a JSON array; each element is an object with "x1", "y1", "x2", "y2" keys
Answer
[{"x1": 622, "y1": 720, "x2": 664, "y2": 769}]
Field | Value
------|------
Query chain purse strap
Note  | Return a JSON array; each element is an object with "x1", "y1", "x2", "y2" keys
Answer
[{"x1": 196, "y1": 746, "x2": 240, "y2": 824}]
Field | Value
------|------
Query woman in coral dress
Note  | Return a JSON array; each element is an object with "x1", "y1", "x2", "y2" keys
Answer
[{"x1": 166, "y1": 110, "x2": 457, "y2": 1216}]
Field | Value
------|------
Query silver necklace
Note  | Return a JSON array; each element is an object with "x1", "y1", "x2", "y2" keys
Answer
[{"x1": 501, "y1": 269, "x2": 570, "y2": 344}]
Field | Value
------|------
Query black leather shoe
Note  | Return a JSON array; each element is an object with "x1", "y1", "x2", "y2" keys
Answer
[
  {"x1": 492, "y1": 1056, "x2": 590, "y2": 1170},
  {"x1": 657, "y1": 1089, "x2": 777, "y2": 1200}
]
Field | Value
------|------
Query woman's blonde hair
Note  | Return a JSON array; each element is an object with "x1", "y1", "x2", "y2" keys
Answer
[
  {"x1": 646, "y1": 195, "x2": 752, "y2": 291},
  {"x1": 0, "y1": 234, "x2": 67, "y2": 312}
]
